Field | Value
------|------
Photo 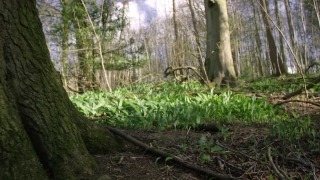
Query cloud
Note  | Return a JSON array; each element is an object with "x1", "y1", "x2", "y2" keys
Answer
[{"x1": 118, "y1": 0, "x2": 178, "y2": 30}]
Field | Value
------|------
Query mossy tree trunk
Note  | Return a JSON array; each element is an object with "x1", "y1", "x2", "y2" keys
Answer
[
  {"x1": 204, "y1": 0, "x2": 237, "y2": 86},
  {"x1": 0, "y1": 0, "x2": 121, "y2": 179},
  {"x1": 62, "y1": 0, "x2": 96, "y2": 92}
]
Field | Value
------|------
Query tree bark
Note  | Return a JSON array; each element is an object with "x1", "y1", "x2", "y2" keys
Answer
[
  {"x1": 63, "y1": 0, "x2": 96, "y2": 92},
  {"x1": 204, "y1": 0, "x2": 237, "y2": 86},
  {"x1": 172, "y1": 0, "x2": 183, "y2": 75},
  {"x1": 274, "y1": 0, "x2": 288, "y2": 74},
  {"x1": 187, "y1": 0, "x2": 208, "y2": 82},
  {"x1": 61, "y1": 0, "x2": 70, "y2": 88},
  {"x1": 259, "y1": 0, "x2": 287, "y2": 76},
  {"x1": 251, "y1": 0, "x2": 265, "y2": 77},
  {"x1": 0, "y1": 0, "x2": 121, "y2": 179}
]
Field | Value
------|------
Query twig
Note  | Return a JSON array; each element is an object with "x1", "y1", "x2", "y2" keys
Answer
[
  {"x1": 107, "y1": 126, "x2": 236, "y2": 179},
  {"x1": 80, "y1": 0, "x2": 112, "y2": 92},
  {"x1": 285, "y1": 158, "x2": 320, "y2": 169},
  {"x1": 267, "y1": 147, "x2": 288, "y2": 180},
  {"x1": 298, "y1": 142, "x2": 319, "y2": 180},
  {"x1": 215, "y1": 141, "x2": 259, "y2": 163},
  {"x1": 214, "y1": 156, "x2": 244, "y2": 173},
  {"x1": 305, "y1": 62, "x2": 320, "y2": 73}
]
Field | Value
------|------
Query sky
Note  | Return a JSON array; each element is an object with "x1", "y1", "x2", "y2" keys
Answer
[{"x1": 117, "y1": 0, "x2": 179, "y2": 30}]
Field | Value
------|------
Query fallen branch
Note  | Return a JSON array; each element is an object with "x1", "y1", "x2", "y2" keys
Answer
[
  {"x1": 107, "y1": 126, "x2": 236, "y2": 179},
  {"x1": 282, "y1": 75, "x2": 320, "y2": 100},
  {"x1": 164, "y1": 66, "x2": 211, "y2": 88},
  {"x1": 215, "y1": 141, "x2": 258, "y2": 163},
  {"x1": 285, "y1": 158, "x2": 320, "y2": 169},
  {"x1": 274, "y1": 99, "x2": 320, "y2": 107}
]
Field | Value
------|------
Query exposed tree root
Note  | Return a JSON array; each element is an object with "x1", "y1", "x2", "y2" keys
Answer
[{"x1": 107, "y1": 126, "x2": 236, "y2": 179}]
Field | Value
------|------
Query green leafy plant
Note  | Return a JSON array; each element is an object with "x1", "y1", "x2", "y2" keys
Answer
[
  {"x1": 70, "y1": 81, "x2": 319, "y2": 150},
  {"x1": 70, "y1": 82, "x2": 290, "y2": 129},
  {"x1": 270, "y1": 116, "x2": 316, "y2": 143},
  {"x1": 220, "y1": 126, "x2": 229, "y2": 141},
  {"x1": 197, "y1": 135, "x2": 224, "y2": 163},
  {"x1": 199, "y1": 153, "x2": 211, "y2": 164}
]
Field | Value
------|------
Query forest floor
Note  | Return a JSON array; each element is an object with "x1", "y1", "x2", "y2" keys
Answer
[{"x1": 92, "y1": 96, "x2": 320, "y2": 180}]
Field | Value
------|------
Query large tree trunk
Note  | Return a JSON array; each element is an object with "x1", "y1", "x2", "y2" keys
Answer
[
  {"x1": 0, "y1": 0, "x2": 121, "y2": 179},
  {"x1": 204, "y1": 0, "x2": 237, "y2": 86}
]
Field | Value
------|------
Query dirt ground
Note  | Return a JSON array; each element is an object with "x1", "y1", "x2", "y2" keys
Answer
[{"x1": 91, "y1": 99, "x2": 320, "y2": 180}]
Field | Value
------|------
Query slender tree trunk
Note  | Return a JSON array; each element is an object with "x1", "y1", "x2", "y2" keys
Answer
[
  {"x1": 100, "y1": 0, "x2": 116, "y2": 91},
  {"x1": 259, "y1": 0, "x2": 287, "y2": 76},
  {"x1": 187, "y1": 0, "x2": 208, "y2": 81},
  {"x1": 251, "y1": 0, "x2": 265, "y2": 77},
  {"x1": 204, "y1": 0, "x2": 237, "y2": 86},
  {"x1": 284, "y1": 0, "x2": 296, "y2": 49},
  {"x1": 61, "y1": 1, "x2": 70, "y2": 88},
  {"x1": 228, "y1": 0, "x2": 242, "y2": 77},
  {"x1": 299, "y1": 0, "x2": 309, "y2": 70},
  {"x1": 274, "y1": 0, "x2": 287, "y2": 73},
  {"x1": 172, "y1": 0, "x2": 183, "y2": 75},
  {"x1": 63, "y1": 0, "x2": 95, "y2": 92},
  {"x1": 0, "y1": 0, "x2": 121, "y2": 179}
]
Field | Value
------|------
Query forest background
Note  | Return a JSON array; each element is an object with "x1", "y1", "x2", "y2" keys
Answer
[
  {"x1": 1, "y1": 0, "x2": 320, "y2": 179},
  {"x1": 37, "y1": 0, "x2": 320, "y2": 92}
]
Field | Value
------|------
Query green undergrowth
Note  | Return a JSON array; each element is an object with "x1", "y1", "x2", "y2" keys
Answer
[
  {"x1": 71, "y1": 82, "x2": 288, "y2": 129},
  {"x1": 70, "y1": 81, "x2": 319, "y2": 143},
  {"x1": 245, "y1": 74, "x2": 320, "y2": 93}
]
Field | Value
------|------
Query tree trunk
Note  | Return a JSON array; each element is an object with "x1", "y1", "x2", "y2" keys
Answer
[
  {"x1": 0, "y1": 0, "x2": 121, "y2": 179},
  {"x1": 204, "y1": 0, "x2": 237, "y2": 86},
  {"x1": 259, "y1": 0, "x2": 287, "y2": 76},
  {"x1": 251, "y1": 0, "x2": 265, "y2": 77},
  {"x1": 172, "y1": 0, "x2": 183, "y2": 75},
  {"x1": 274, "y1": 0, "x2": 288, "y2": 74},
  {"x1": 187, "y1": 0, "x2": 208, "y2": 82},
  {"x1": 61, "y1": 0, "x2": 70, "y2": 88},
  {"x1": 63, "y1": 0, "x2": 96, "y2": 92}
]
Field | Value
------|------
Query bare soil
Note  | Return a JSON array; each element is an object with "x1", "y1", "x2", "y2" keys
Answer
[{"x1": 92, "y1": 97, "x2": 320, "y2": 180}]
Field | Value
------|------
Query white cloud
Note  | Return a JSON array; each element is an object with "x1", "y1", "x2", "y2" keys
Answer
[{"x1": 118, "y1": 0, "x2": 185, "y2": 30}]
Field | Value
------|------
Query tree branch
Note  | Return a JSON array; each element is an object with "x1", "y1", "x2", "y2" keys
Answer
[
  {"x1": 275, "y1": 99, "x2": 320, "y2": 107},
  {"x1": 107, "y1": 126, "x2": 236, "y2": 179},
  {"x1": 267, "y1": 147, "x2": 289, "y2": 180},
  {"x1": 164, "y1": 66, "x2": 211, "y2": 88},
  {"x1": 282, "y1": 75, "x2": 320, "y2": 100}
]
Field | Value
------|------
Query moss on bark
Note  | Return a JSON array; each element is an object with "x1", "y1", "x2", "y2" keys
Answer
[{"x1": 0, "y1": 0, "x2": 122, "y2": 179}]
